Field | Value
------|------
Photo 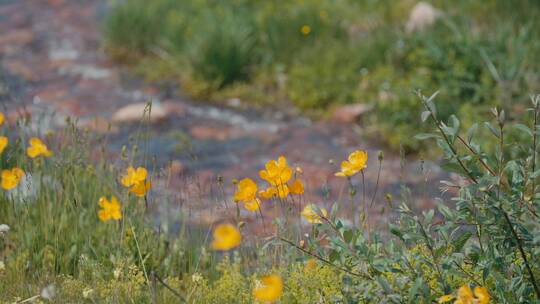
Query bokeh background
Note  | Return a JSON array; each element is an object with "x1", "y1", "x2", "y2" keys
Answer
[{"x1": 1, "y1": 0, "x2": 540, "y2": 222}]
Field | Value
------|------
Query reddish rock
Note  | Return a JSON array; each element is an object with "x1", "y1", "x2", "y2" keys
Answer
[
  {"x1": 190, "y1": 126, "x2": 230, "y2": 141},
  {"x1": 5, "y1": 61, "x2": 36, "y2": 81},
  {"x1": 35, "y1": 88, "x2": 69, "y2": 103},
  {"x1": 162, "y1": 100, "x2": 187, "y2": 116},
  {"x1": 79, "y1": 116, "x2": 119, "y2": 134},
  {"x1": 332, "y1": 103, "x2": 371, "y2": 123},
  {"x1": 0, "y1": 29, "x2": 33, "y2": 53}
]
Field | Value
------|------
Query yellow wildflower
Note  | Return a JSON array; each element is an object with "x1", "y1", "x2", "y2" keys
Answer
[
  {"x1": 456, "y1": 284, "x2": 474, "y2": 304},
  {"x1": 288, "y1": 179, "x2": 304, "y2": 195},
  {"x1": 27, "y1": 137, "x2": 53, "y2": 158},
  {"x1": 211, "y1": 223, "x2": 241, "y2": 251},
  {"x1": 259, "y1": 184, "x2": 289, "y2": 200},
  {"x1": 129, "y1": 180, "x2": 151, "y2": 197},
  {"x1": 234, "y1": 178, "x2": 258, "y2": 202},
  {"x1": 253, "y1": 274, "x2": 283, "y2": 303},
  {"x1": 259, "y1": 187, "x2": 276, "y2": 200},
  {"x1": 0, "y1": 112, "x2": 4, "y2": 125},
  {"x1": 259, "y1": 156, "x2": 292, "y2": 186},
  {"x1": 244, "y1": 199, "x2": 261, "y2": 211},
  {"x1": 335, "y1": 150, "x2": 368, "y2": 177},
  {"x1": 121, "y1": 166, "x2": 147, "y2": 187},
  {"x1": 0, "y1": 136, "x2": 7, "y2": 154},
  {"x1": 442, "y1": 285, "x2": 490, "y2": 304},
  {"x1": 438, "y1": 294, "x2": 454, "y2": 303},
  {"x1": 97, "y1": 196, "x2": 122, "y2": 222},
  {"x1": 474, "y1": 286, "x2": 490, "y2": 304},
  {"x1": 300, "y1": 25, "x2": 311, "y2": 35},
  {"x1": 301, "y1": 204, "x2": 328, "y2": 224},
  {"x1": 234, "y1": 178, "x2": 261, "y2": 211},
  {"x1": 1, "y1": 168, "x2": 24, "y2": 190}
]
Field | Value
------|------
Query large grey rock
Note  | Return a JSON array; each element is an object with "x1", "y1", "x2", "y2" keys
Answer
[{"x1": 112, "y1": 102, "x2": 168, "y2": 124}]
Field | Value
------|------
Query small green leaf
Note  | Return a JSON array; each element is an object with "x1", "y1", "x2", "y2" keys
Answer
[
  {"x1": 421, "y1": 111, "x2": 431, "y2": 122},
  {"x1": 453, "y1": 231, "x2": 472, "y2": 252},
  {"x1": 415, "y1": 133, "x2": 439, "y2": 140},
  {"x1": 343, "y1": 229, "x2": 353, "y2": 244},
  {"x1": 514, "y1": 123, "x2": 533, "y2": 136}
]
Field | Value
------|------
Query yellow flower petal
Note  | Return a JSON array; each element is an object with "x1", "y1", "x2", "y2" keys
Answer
[
  {"x1": 301, "y1": 204, "x2": 328, "y2": 224},
  {"x1": 335, "y1": 150, "x2": 368, "y2": 177},
  {"x1": 234, "y1": 178, "x2": 258, "y2": 202},
  {"x1": 211, "y1": 223, "x2": 241, "y2": 251},
  {"x1": 244, "y1": 198, "x2": 261, "y2": 212},
  {"x1": 0, "y1": 112, "x2": 4, "y2": 125},
  {"x1": 288, "y1": 179, "x2": 304, "y2": 195},
  {"x1": 0, "y1": 136, "x2": 8, "y2": 154},
  {"x1": 474, "y1": 286, "x2": 490, "y2": 304},
  {"x1": 259, "y1": 187, "x2": 276, "y2": 200},
  {"x1": 253, "y1": 274, "x2": 283, "y2": 302},
  {"x1": 121, "y1": 166, "x2": 147, "y2": 187},
  {"x1": 457, "y1": 285, "x2": 474, "y2": 304},
  {"x1": 438, "y1": 294, "x2": 454, "y2": 303},
  {"x1": 129, "y1": 180, "x2": 151, "y2": 197},
  {"x1": 260, "y1": 156, "x2": 293, "y2": 186}
]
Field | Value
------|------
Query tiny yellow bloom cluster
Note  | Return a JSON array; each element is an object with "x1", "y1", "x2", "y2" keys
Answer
[
  {"x1": 335, "y1": 150, "x2": 368, "y2": 177},
  {"x1": 121, "y1": 166, "x2": 151, "y2": 197},
  {"x1": 0, "y1": 136, "x2": 7, "y2": 154},
  {"x1": 300, "y1": 25, "x2": 311, "y2": 35},
  {"x1": 439, "y1": 284, "x2": 490, "y2": 304}
]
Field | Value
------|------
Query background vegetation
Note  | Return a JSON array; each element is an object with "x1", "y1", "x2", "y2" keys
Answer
[{"x1": 104, "y1": 0, "x2": 540, "y2": 151}]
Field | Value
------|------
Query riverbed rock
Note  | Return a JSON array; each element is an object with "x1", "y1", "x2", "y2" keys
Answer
[
  {"x1": 406, "y1": 2, "x2": 442, "y2": 33},
  {"x1": 332, "y1": 103, "x2": 372, "y2": 123},
  {"x1": 112, "y1": 102, "x2": 168, "y2": 124}
]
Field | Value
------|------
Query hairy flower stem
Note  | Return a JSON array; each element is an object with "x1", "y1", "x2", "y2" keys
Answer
[
  {"x1": 501, "y1": 210, "x2": 540, "y2": 298},
  {"x1": 421, "y1": 98, "x2": 478, "y2": 184},
  {"x1": 416, "y1": 218, "x2": 449, "y2": 292}
]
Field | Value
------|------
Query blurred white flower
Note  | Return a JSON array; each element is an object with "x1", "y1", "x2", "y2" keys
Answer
[
  {"x1": 82, "y1": 288, "x2": 94, "y2": 298},
  {"x1": 406, "y1": 2, "x2": 442, "y2": 33},
  {"x1": 0, "y1": 224, "x2": 9, "y2": 235},
  {"x1": 40, "y1": 284, "x2": 56, "y2": 300}
]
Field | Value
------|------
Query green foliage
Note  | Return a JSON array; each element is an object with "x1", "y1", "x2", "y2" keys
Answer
[
  {"x1": 104, "y1": 0, "x2": 540, "y2": 151},
  {"x1": 301, "y1": 93, "x2": 540, "y2": 302}
]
